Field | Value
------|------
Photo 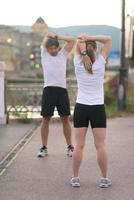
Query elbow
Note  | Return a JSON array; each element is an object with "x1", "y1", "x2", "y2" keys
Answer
[
  {"x1": 108, "y1": 36, "x2": 112, "y2": 42},
  {"x1": 77, "y1": 39, "x2": 85, "y2": 44},
  {"x1": 69, "y1": 37, "x2": 76, "y2": 45},
  {"x1": 72, "y1": 38, "x2": 76, "y2": 44}
]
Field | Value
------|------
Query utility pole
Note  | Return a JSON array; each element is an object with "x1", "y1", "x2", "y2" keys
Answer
[{"x1": 118, "y1": 0, "x2": 128, "y2": 110}]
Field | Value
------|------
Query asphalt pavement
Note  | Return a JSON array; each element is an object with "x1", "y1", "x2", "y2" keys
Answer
[{"x1": 0, "y1": 116, "x2": 134, "y2": 200}]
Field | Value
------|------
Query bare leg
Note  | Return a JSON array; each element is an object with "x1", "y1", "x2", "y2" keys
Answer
[
  {"x1": 41, "y1": 117, "x2": 51, "y2": 147},
  {"x1": 60, "y1": 116, "x2": 72, "y2": 145},
  {"x1": 72, "y1": 128, "x2": 88, "y2": 177},
  {"x1": 92, "y1": 128, "x2": 108, "y2": 177}
]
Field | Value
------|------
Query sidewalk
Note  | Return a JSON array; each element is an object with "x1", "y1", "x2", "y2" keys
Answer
[
  {"x1": 0, "y1": 116, "x2": 134, "y2": 200},
  {"x1": 0, "y1": 120, "x2": 39, "y2": 162}
]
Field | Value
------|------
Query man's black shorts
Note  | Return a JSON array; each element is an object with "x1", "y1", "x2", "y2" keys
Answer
[
  {"x1": 73, "y1": 103, "x2": 106, "y2": 128},
  {"x1": 41, "y1": 86, "x2": 70, "y2": 117}
]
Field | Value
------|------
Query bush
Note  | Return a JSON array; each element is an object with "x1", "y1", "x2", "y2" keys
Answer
[
  {"x1": 126, "y1": 84, "x2": 134, "y2": 113},
  {"x1": 104, "y1": 83, "x2": 117, "y2": 105}
]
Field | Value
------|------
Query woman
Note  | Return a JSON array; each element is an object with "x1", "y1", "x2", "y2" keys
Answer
[{"x1": 70, "y1": 34, "x2": 112, "y2": 188}]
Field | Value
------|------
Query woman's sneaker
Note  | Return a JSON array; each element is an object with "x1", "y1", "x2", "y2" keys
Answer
[
  {"x1": 99, "y1": 177, "x2": 111, "y2": 188},
  {"x1": 70, "y1": 177, "x2": 80, "y2": 187},
  {"x1": 66, "y1": 145, "x2": 74, "y2": 157},
  {"x1": 37, "y1": 146, "x2": 48, "y2": 157}
]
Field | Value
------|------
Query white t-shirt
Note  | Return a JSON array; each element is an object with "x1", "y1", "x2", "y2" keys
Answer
[
  {"x1": 74, "y1": 53, "x2": 106, "y2": 105},
  {"x1": 41, "y1": 47, "x2": 68, "y2": 88}
]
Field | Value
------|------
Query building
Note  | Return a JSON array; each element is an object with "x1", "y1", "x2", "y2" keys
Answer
[
  {"x1": 0, "y1": 17, "x2": 48, "y2": 73},
  {"x1": 125, "y1": 14, "x2": 134, "y2": 58}
]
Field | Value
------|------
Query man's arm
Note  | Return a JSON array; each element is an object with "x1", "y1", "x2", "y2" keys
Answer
[
  {"x1": 58, "y1": 35, "x2": 76, "y2": 53},
  {"x1": 78, "y1": 35, "x2": 112, "y2": 59},
  {"x1": 42, "y1": 32, "x2": 56, "y2": 47}
]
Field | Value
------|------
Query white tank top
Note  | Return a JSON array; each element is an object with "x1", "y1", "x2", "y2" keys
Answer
[
  {"x1": 74, "y1": 53, "x2": 106, "y2": 105},
  {"x1": 41, "y1": 47, "x2": 68, "y2": 88}
]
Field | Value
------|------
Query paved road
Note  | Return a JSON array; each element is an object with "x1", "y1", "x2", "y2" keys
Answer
[{"x1": 0, "y1": 116, "x2": 134, "y2": 200}]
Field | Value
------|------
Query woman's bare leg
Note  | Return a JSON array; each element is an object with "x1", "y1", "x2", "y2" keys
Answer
[
  {"x1": 92, "y1": 128, "x2": 108, "y2": 177},
  {"x1": 72, "y1": 127, "x2": 88, "y2": 177}
]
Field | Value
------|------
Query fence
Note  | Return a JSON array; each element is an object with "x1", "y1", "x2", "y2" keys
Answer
[{"x1": 6, "y1": 80, "x2": 77, "y2": 120}]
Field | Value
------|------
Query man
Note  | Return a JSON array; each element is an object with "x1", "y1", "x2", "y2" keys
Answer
[{"x1": 37, "y1": 32, "x2": 75, "y2": 157}]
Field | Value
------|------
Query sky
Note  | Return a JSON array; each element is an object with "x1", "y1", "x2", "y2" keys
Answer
[{"x1": 0, "y1": 0, "x2": 134, "y2": 28}]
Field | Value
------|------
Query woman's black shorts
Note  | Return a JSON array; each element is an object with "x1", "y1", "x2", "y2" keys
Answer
[
  {"x1": 41, "y1": 86, "x2": 70, "y2": 117},
  {"x1": 73, "y1": 103, "x2": 106, "y2": 128}
]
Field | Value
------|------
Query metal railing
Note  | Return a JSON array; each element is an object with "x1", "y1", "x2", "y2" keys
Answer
[
  {"x1": 5, "y1": 80, "x2": 77, "y2": 120},
  {"x1": 6, "y1": 82, "x2": 43, "y2": 119}
]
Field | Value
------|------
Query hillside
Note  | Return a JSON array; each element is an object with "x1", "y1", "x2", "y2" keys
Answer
[
  {"x1": 15, "y1": 24, "x2": 121, "y2": 52},
  {"x1": 51, "y1": 25, "x2": 120, "y2": 52}
]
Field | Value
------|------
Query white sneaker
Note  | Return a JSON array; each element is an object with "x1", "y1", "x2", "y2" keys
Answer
[
  {"x1": 70, "y1": 177, "x2": 80, "y2": 187},
  {"x1": 66, "y1": 145, "x2": 74, "y2": 157},
  {"x1": 37, "y1": 146, "x2": 48, "y2": 157},
  {"x1": 99, "y1": 177, "x2": 111, "y2": 188}
]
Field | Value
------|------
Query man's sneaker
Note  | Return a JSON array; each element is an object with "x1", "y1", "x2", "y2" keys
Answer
[
  {"x1": 99, "y1": 177, "x2": 111, "y2": 188},
  {"x1": 66, "y1": 145, "x2": 74, "y2": 157},
  {"x1": 70, "y1": 177, "x2": 80, "y2": 187},
  {"x1": 37, "y1": 146, "x2": 48, "y2": 157}
]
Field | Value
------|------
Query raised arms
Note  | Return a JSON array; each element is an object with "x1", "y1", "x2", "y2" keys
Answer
[
  {"x1": 42, "y1": 32, "x2": 75, "y2": 53},
  {"x1": 78, "y1": 35, "x2": 112, "y2": 59}
]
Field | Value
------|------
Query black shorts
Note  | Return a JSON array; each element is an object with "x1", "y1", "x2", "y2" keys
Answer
[
  {"x1": 41, "y1": 86, "x2": 70, "y2": 117},
  {"x1": 73, "y1": 103, "x2": 106, "y2": 128}
]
